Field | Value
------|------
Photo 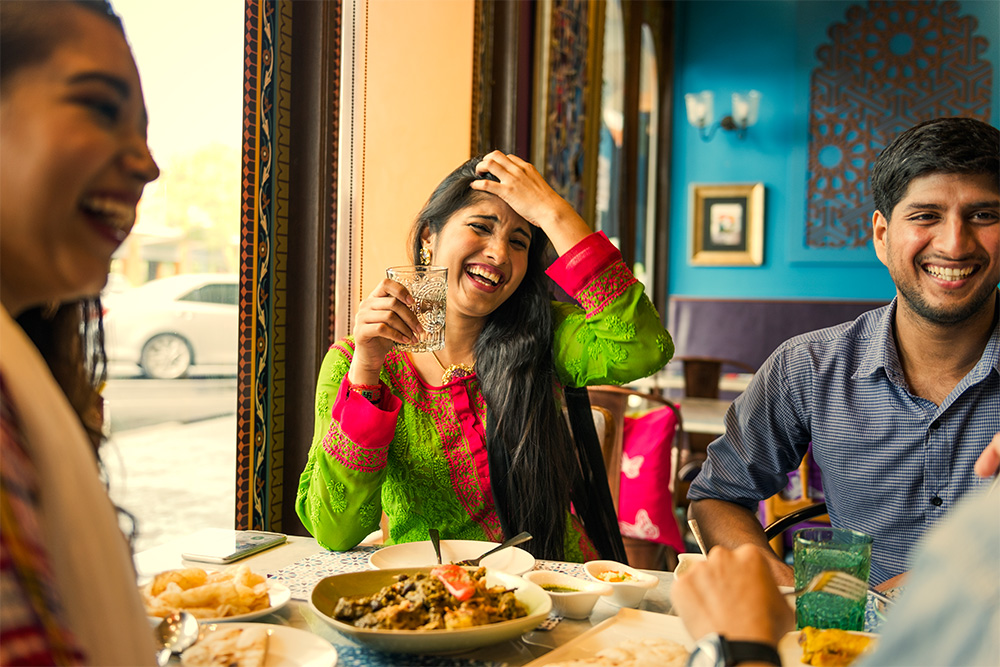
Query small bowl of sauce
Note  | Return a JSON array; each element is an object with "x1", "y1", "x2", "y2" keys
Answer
[
  {"x1": 583, "y1": 559, "x2": 658, "y2": 608},
  {"x1": 523, "y1": 570, "x2": 612, "y2": 619}
]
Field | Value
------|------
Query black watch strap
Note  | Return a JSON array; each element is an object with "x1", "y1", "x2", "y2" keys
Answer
[{"x1": 722, "y1": 638, "x2": 782, "y2": 666}]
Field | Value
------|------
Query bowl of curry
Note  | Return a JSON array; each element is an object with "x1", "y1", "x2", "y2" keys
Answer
[{"x1": 309, "y1": 565, "x2": 551, "y2": 654}]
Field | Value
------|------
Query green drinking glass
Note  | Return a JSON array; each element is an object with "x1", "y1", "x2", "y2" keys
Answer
[{"x1": 793, "y1": 527, "x2": 872, "y2": 631}]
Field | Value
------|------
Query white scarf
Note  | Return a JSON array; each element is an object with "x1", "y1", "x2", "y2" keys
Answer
[{"x1": 0, "y1": 306, "x2": 156, "y2": 665}]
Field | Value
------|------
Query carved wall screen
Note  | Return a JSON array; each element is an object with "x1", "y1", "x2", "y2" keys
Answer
[{"x1": 806, "y1": 0, "x2": 992, "y2": 250}]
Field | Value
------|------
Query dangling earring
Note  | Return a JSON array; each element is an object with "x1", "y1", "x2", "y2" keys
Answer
[
  {"x1": 420, "y1": 246, "x2": 432, "y2": 266},
  {"x1": 42, "y1": 301, "x2": 60, "y2": 320}
]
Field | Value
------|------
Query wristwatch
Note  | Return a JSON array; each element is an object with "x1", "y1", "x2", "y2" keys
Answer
[{"x1": 688, "y1": 633, "x2": 781, "y2": 667}]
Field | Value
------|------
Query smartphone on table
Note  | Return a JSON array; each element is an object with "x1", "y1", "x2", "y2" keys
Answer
[{"x1": 181, "y1": 528, "x2": 287, "y2": 564}]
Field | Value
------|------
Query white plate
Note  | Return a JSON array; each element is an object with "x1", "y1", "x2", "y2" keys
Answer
[
  {"x1": 186, "y1": 623, "x2": 337, "y2": 667},
  {"x1": 524, "y1": 608, "x2": 694, "y2": 665},
  {"x1": 309, "y1": 567, "x2": 551, "y2": 654},
  {"x1": 148, "y1": 581, "x2": 292, "y2": 624},
  {"x1": 778, "y1": 629, "x2": 878, "y2": 666},
  {"x1": 368, "y1": 539, "x2": 535, "y2": 575}
]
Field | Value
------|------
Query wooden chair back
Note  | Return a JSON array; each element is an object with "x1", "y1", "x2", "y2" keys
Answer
[
  {"x1": 761, "y1": 454, "x2": 829, "y2": 558},
  {"x1": 674, "y1": 355, "x2": 757, "y2": 399},
  {"x1": 586, "y1": 385, "x2": 683, "y2": 570},
  {"x1": 671, "y1": 356, "x2": 756, "y2": 513}
]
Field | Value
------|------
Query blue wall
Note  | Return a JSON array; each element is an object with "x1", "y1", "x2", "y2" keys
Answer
[{"x1": 669, "y1": 0, "x2": 1000, "y2": 301}]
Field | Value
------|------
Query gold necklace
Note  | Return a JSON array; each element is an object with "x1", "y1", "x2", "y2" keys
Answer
[{"x1": 431, "y1": 350, "x2": 475, "y2": 384}]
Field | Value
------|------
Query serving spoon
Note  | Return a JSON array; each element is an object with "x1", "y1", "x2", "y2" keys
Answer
[
  {"x1": 457, "y1": 531, "x2": 533, "y2": 567},
  {"x1": 429, "y1": 528, "x2": 443, "y2": 565},
  {"x1": 154, "y1": 610, "x2": 200, "y2": 666}
]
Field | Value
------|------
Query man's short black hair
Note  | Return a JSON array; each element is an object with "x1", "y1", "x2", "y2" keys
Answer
[{"x1": 870, "y1": 117, "x2": 999, "y2": 219}]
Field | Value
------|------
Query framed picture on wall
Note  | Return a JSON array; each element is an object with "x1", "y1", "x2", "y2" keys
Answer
[{"x1": 690, "y1": 183, "x2": 765, "y2": 266}]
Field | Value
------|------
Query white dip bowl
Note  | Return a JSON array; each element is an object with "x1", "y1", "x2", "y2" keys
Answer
[
  {"x1": 673, "y1": 552, "x2": 708, "y2": 578},
  {"x1": 522, "y1": 570, "x2": 612, "y2": 620},
  {"x1": 583, "y1": 559, "x2": 658, "y2": 608}
]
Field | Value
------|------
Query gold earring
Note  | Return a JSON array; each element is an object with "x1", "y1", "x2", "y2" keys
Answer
[
  {"x1": 420, "y1": 247, "x2": 432, "y2": 265},
  {"x1": 42, "y1": 301, "x2": 60, "y2": 320}
]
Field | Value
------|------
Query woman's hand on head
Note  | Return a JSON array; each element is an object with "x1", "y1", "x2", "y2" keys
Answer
[
  {"x1": 671, "y1": 544, "x2": 794, "y2": 647},
  {"x1": 348, "y1": 279, "x2": 422, "y2": 384},
  {"x1": 470, "y1": 150, "x2": 591, "y2": 255}
]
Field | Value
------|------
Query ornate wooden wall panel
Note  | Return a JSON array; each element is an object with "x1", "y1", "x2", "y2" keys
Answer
[
  {"x1": 327, "y1": 11, "x2": 343, "y2": 347},
  {"x1": 238, "y1": 0, "x2": 289, "y2": 530},
  {"x1": 471, "y1": 0, "x2": 494, "y2": 156},
  {"x1": 236, "y1": 0, "x2": 262, "y2": 530},
  {"x1": 541, "y1": 0, "x2": 599, "y2": 217},
  {"x1": 806, "y1": 0, "x2": 992, "y2": 249},
  {"x1": 268, "y1": 0, "x2": 293, "y2": 531}
]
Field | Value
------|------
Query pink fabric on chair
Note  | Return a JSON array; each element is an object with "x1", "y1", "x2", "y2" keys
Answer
[{"x1": 617, "y1": 406, "x2": 684, "y2": 553}]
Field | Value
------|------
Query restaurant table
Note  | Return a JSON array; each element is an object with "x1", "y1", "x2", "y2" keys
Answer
[
  {"x1": 136, "y1": 532, "x2": 681, "y2": 666},
  {"x1": 677, "y1": 396, "x2": 732, "y2": 436},
  {"x1": 629, "y1": 369, "x2": 752, "y2": 396}
]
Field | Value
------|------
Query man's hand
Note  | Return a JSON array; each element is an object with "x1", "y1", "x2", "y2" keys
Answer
[
  {"x1": 974, "y1": 432, "x2": 1000, "y2": 479},
  {"x1": 672, "y1": 544, "x2": 794, "y2": 647},
  {"x1": 689, "y1": 500, "x2": 794, "y2": 586}
]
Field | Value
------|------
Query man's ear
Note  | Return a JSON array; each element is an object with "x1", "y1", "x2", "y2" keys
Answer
[{"x1": 872, "y1": 210, "x2": 889, "y2": 267}]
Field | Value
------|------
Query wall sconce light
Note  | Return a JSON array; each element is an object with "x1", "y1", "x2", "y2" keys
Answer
[{"x1": 685, "y1": 90, "x2": 761, "y2": 141}]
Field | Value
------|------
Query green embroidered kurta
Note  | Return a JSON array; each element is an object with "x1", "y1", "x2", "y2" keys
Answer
[{"x1": 296, "y1": 233, "x2": 673, "y2": 560}]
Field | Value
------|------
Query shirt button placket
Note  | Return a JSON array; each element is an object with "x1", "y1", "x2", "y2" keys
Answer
[{"x1": 926, "y1": 415, "x2": 947, "y2": 514}]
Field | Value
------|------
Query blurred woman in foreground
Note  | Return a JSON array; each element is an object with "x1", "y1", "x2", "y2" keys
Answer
[{"x1": 0, "y1": 1, "x2": 160, "y2": 663}]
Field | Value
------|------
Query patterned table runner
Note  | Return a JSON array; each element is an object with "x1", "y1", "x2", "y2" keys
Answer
[{"x1": 267, "y1": 545, "x2": 585, "y2": 601}]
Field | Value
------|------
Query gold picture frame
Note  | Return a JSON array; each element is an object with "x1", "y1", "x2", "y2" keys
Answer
[{"x1": 690, "y1": 183, "x2": 765, "y2": 266}]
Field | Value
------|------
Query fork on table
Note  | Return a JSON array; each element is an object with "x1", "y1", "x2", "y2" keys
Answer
[{"x1": 792, "y1": 570, "x2": 895, "y2": 608}]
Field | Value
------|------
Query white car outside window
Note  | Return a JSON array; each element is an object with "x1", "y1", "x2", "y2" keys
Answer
[{"x1": 103, "y1": 274, "x2": 239, "y2": 379}]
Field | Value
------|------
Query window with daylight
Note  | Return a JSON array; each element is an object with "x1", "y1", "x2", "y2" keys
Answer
[{"x1": 101, "y1": 0, "x2": 244, "y2": 553}]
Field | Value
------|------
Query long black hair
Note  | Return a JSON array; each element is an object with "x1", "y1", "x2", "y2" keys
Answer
[{"x1": 410, "y1": 157, "x2": 577, "y2": 560}]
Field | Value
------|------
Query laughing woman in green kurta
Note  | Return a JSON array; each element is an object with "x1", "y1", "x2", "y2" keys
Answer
[{"x1": 296, "y1": 151, "x2": 673, "y2": 562}]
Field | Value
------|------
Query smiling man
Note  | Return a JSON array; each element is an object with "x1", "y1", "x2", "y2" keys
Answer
[{"x1": 688, "y1": 117, "x2": 999, "y2": 587}]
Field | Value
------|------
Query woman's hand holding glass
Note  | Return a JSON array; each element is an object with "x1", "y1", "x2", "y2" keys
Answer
[
  {"x1": 348, "y1": 278, "x2": 424, "y2": 385},
  {"x1": 471, "y1": 150, "x2": 591, "y2": 254}
]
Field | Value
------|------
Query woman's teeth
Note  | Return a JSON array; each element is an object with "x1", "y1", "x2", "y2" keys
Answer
[
  {"x1": 82, "y1": 196, "x2": 136, "y2": 233},
  {"x1": 925, "y1": 265, "x2": 974, "y2": 280},
  {"x1": 466, "y1": 265, "x2": 501, "y2": 286}
]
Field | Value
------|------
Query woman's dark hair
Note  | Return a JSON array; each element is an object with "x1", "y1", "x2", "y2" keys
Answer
[
  {"x1": 1, "y1": 1, "x2": 124, "y2": 90},
  {"x1": 870, "y1": 117, "x2": 1000, "y2": 220},
  {"x1": 16, "y1": 302, "x2": 108, "y2": 454},
  {"x1": 410, "y1": 157, "x2": 577, "y2": 560}
]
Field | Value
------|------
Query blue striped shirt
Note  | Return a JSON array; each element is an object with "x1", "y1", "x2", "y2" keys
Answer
[{"x1": 687, "y1": 296, "x2": 1000, "y2": 585}]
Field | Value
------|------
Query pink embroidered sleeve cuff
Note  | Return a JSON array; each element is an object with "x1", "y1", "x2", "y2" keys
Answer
[
  {"x1": 545, "y1": 231, "x2": 637, "y2": 315},
  {"x1": 546, "y1": 231, "x2": 619, "y2": 292},
  {"x1": 329, "y1": 376, "x2": 400, "y2": 455}
]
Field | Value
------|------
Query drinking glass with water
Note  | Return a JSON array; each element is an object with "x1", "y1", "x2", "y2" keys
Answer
[
  {"x1": 386, "y1": 265, "x2": 447, "y2": 352},
  {"x1": 793, "y1": 527, "x2": 872, "y2": 631}
]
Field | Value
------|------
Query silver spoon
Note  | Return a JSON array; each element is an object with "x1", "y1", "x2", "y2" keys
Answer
[
  {"x1": 154, "y1": 610, "x2": 200, "y2": 666},
  {"x1": 457, "y1": 531, "x2": 533, "y2": 567},
  {"x1": 428, "y1": 528, "x2": 442, "y2": 565}
]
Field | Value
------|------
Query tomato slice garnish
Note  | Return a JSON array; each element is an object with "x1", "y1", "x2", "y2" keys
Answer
[{"x1": 431, "y1": 564, "x2": 476, "y2": 601}]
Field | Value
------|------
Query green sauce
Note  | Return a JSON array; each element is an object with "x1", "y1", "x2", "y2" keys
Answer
[{"x1": 542, "y1": 584, "x2": 579, "y2": 593}]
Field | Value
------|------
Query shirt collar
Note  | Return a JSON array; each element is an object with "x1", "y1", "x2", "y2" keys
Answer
[
  {"x1": 854, "y1": 298, "x2": 901, "y2": 381},
  {"x1": 854, "y1": 291, "x2": 1000, "y2": 383},
  {"x1": 972, "y1": 291, "x2": 1000, "y2": 382}
]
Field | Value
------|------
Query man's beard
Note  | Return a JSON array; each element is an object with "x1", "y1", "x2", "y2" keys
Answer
[{"x1": 895, "y1": 273, "x2": 998, "y2": 325}]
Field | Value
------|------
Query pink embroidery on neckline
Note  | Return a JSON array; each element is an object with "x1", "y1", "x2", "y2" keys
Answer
[{"x1": 384, "y1": 349, "x2": 503, "y2": 540}]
